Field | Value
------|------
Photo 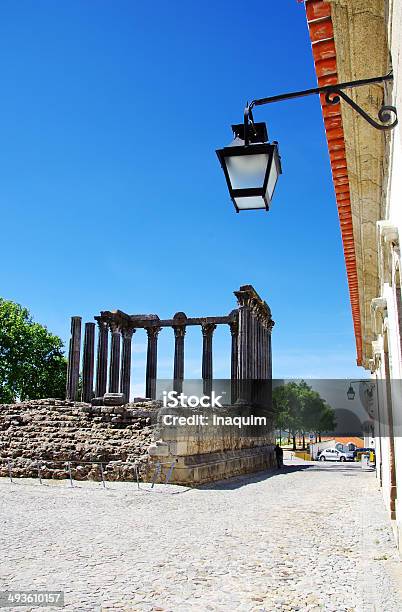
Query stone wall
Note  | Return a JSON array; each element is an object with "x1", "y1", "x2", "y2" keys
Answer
[
  {"x1": 0, "y1": 398, "x2": 158, "y2": 481},
  {"x1": 148, "y1": 403, "x2": 276, "y2": 485},
  {"x1": 0, "y1": 398, "x2": 276, "y2": 486}
]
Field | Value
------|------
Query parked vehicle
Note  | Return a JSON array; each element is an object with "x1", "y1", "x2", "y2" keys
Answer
[
  {"x1": 353, "y1": 447, "x2": 375, "y2": 459},
  {"x1": 317, "y1": 448, "x2": 354, "y2": 462}
]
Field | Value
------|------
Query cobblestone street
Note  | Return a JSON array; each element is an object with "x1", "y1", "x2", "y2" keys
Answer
[{"x1": 1, "y1": 458, "x2": 401, "y2": 612}]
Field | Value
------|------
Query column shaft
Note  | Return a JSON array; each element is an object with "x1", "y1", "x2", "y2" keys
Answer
[
  {"x1": 229, "y1": 320, "x2": 238, "y2": 382},
  {"x1": 109, "y1": 326, "x2": 121, "y2": 393},
  {"x1": 229, "y1": 319, "x2": 238, "y2": 404},
  {"x1": 81, "y1": 322, "x2": 95, "y2": 402},
  {"x1": 237, "y1": 302, "x2": 251, "y2": 380},
  {"x1": 267, "y1": 327, "x2": 273, "y2": 379},
  {"x1": 250, "y1": 309, "x2": 256, "y2": 379},
  {"x1": 262, "y1": 321, "x2": 268, "y2": 379},
  {"x1": 66, "y1": 316, "x2": 82, "y2": 400},
  {"x1": 202, "y1": 323, "x2": 216, "y2": 395},
  {"x1": 173, "y1": 327, "x2": 186, "y2": 393},
  {"x1": 146, "y1": 327, "x2": 161, "y2": 399},
  {"x1": 120, "y1": 329, "x2": 134, "y2": 402},
  {"x1": 95, "y1": 319, "x2": 109, "y2": 397}
]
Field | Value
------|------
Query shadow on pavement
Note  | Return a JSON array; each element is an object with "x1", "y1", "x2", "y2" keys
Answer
[
  {"x1": 197, "y1": 464, "x2": 311, "y2": 490},
  {"x1": 196, "y1": 461, "x2": 367, "y2": 490}
]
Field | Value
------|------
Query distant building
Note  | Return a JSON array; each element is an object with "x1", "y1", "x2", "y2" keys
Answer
[
  {"x1": 310, "y1": 436, "x2": 364, "y2": 460},
  {"x1": 305, "y1": 0, "x2": 402, "y2": 551}
]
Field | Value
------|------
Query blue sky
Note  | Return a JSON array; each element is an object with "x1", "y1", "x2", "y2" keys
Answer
[{"x1": 0, "y1": 0, "x2": 363, "y2": 392}]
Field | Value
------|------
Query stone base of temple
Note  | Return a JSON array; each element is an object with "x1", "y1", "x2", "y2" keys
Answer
[
  {"x1": 0, "y1": 398, "x2": 276, "y2": 486},
  {"x1": 147, "y1": 443, "x2": 276, "y2": 485},
  {"x1": 147, "y1": 401, "x2": 276, "y2": 485}
]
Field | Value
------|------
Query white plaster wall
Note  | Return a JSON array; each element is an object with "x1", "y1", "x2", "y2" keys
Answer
[
  {"x1": 375, "y1": 0, "x2": 402, "y2": 547},
  {"x1": 389, "y1": 0, "x2": 402, "y2": 548}
]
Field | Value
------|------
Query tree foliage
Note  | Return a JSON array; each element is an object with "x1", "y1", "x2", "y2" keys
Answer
[
  {"x1": 273, "y1": 381, "x2": 336, "y2": 448},
  {"x1": 0, "y1": 298, "x2": 67, "y2": 403}
]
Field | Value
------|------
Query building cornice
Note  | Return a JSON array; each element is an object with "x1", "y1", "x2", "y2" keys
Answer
[{"x1": 305, "y1": 0, "x2": 391, "y2": 368}]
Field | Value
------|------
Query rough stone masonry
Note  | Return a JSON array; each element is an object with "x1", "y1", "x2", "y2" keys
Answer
[{"x1": 0, "y1": 398, "x2": 159, "y2": 481}]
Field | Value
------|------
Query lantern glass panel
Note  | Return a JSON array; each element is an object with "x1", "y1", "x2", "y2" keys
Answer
[
  {"x1": 224, "y1": 153, "x2": 269, "y2": 189},
  {"x1": 266, "y1": 154, "x2": 279, "y2": 200},
  {"x1": 234, "y1": 196, "x2": 266, "y2": 210}
]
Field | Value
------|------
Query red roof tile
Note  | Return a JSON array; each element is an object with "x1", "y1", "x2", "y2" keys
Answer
[{"x1": 305, "y1": 0, "x2": 362, "y2": 365}]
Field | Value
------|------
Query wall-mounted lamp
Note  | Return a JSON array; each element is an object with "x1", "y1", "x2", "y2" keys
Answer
[{"x1": 217, "y1": 74, "x2": 397, "y2": 212}]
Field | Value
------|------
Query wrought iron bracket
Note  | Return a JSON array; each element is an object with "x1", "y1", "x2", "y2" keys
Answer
[{"x1": 244, "y1": 74, "x2": 397, "y2": 145}]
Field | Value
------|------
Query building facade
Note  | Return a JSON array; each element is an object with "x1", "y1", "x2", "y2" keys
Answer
[{"x1": 305, "y1": 0, "x2": 402, "y2": 550}]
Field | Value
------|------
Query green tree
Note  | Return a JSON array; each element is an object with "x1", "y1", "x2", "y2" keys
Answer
[
  {"x1": 273, "y1": 382, "x2": 303, "y2": 450},
  {"x1": 0, "y1": 298, "x2": 67, "y2": 403},
  {"x1": 317, "y1": 405, "x2": 337, "y2": 442},
  {"x1": 273, "y1": 381, "x2": 336, "y2": 449}
]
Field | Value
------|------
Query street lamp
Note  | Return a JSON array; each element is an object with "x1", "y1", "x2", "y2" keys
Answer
[
  {"x1": 347, "y1": 384, "x2": 356, "y2": 401},
  {"x1": 216, "y1": 122, "x2": 281, "y2": 213},
  {"x1": 217, "y1": 74, "x2": 397, "y2": 212},
  {"x1": 346, "y1": 380, "x2": 374, "y2": 401}
]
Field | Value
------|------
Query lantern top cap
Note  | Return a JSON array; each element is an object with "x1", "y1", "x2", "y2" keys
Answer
[{"x1": 231, "y1": 122, "x2": 268, "y2": 144}]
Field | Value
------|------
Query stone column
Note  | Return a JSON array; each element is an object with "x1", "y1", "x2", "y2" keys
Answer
[
  {"x1": 108, "y1": 322, "x2": 121, "y2": 393},
  {"x1": 146, "y1": 326, "x2": 161, "y2": 399},
  {"x1": 236, "y1": 297, "x2": 251, "y2": 381},
  {"x1": 95, "y1": 319, "x2": 109, "y2": 398},
  {"x1": 229, "y1": 319, "x2": 238, "y2": 382},
  {"x1": 81, "y1": 322, "x2": 95, "y2": 403},
  {"x1": 229, "y1": 318, "x2": 238, "y2": 404},
  {"x1": 250, "y1": 303, "x2": 257, "y2": 380},
  {"x1": 202, "y1": 323, "x2": 216, "y2": 395},
  {"x1": 267, "y1": 322, "x2": 273, "y2": 380},
  {"x1": 120, "y1": 328, "x2": 135, "y2": 403},
  {"x1": 259, "y1": 315, "x2": 264, "y2": 380},
  {"x1": 173, "y1": 326, "x2": 186, "y2": 393},
  {"x1": 66, "y1": 316, "x2": 81, "y2": 401},
  {"x1": 261, "y1": 320, "x2": 267, "y2": 380}
]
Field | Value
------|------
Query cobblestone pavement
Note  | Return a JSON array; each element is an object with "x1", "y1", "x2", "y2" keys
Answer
[{"x1": 1, "y1": 458, "x2": 402, "y2": 612}]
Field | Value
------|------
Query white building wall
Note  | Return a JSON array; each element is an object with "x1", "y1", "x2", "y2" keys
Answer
[{"x1": 374, "y1": 0, "x2": 402, "y2": 549}]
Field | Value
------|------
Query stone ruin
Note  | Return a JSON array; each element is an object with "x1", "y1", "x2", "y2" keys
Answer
[
  {"x1": 0, "y1": 398, "x2": 159, "y2": 481},
  {"x1": 65, "y1": 284, "x2": 274, "y2": 406},
  {"x1": 0, "y1": 285, "x2": 276, "y2": 484}
]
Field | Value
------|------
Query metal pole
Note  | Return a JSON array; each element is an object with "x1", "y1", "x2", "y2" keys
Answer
[
  {"x1": 68, "y1": 462, "x2": 73, "y2": 487},
  {"x1": 151, "y1": 462, "x2": 161, "y2": 488},
  {"x1": 8, "y1": 460, "x2": 12, "y2": 483},
  {"x1": 100, "y1": 463, "x2": 106, "y2": 489},
  {"x1": 165, "y1": 462, "x2": 175, "y2": 485},
  {"x1": 37, "y1": 460, "x2": 42, "y2": 485},
  {"x1": 134, "y1": 463, "x2": 140, "y2": 490},
  {"x1": 250, "y1": 74, "x2": 394, "y2": 109}
]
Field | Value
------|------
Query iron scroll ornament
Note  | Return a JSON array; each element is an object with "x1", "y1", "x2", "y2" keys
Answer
[
  {"x1": 325, "y1": 89, "x2": 398, "y2": 131},
  {"x1": 243, "y1": 74, "x2": 398, "y2": 145}
]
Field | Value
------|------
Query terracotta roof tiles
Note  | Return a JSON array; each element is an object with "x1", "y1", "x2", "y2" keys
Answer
[{"x1": 305, "y1": 0, "x2": 362, "y2": 365}]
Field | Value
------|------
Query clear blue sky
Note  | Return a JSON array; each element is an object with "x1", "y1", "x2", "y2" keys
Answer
[{"x1": 0, "y1": 0, "x2": 362, "y2": 392}]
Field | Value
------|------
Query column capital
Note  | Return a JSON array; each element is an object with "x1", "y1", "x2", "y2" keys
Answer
[
  {"x1": 201, "y1": 322, "x2": 217, "y2": 337},
  {"x1": 229, "y1": 319, "x2": 238, "y2": 336},
  {"x1": 122, "y1": 327, "x2": 135, "y2": 340},
  {"x1": 96, "y1": 318, "x2": 108, "y2": 333},
  {"x1": 146, "y1": 326, "x2": 162, "y2": 339},
  {"x1": 250, "y1": 299, "x2": 260, "y2": 316},
  {"x1": 108, "y1": 320, "x2": 121, "y2": 334},
  {"x1": 173, "y1": 326, "x2": 186, "y2": 338}
]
